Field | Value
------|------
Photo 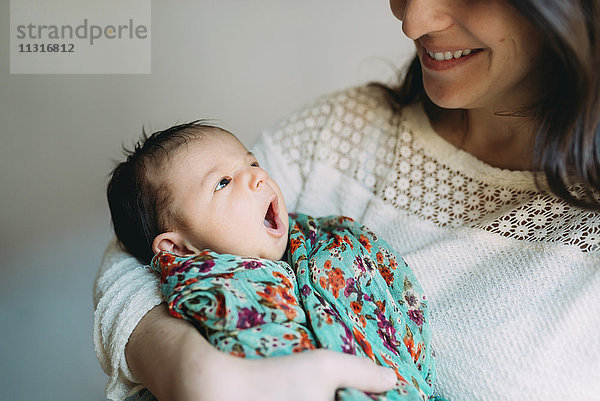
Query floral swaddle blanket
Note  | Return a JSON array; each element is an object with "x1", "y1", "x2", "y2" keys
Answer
[{"x1": 151, "y1": 214, "x2": 437, "y2": 400}]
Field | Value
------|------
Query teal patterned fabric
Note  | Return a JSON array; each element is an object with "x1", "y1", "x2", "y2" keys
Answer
[{"x1": 139, "y1": 214, "x2": 439, "y2": 401}]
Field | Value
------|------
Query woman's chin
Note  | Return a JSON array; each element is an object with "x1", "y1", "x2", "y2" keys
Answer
[
  {"x1": 425, "y1": 92, "x2": 464, "y2": 110},
  {"x1": 422, "y1": 79, "x2": 481, "y2": 110}
]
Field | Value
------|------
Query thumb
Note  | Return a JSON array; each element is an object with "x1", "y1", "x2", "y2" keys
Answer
[{"x1": 323, "y1": 352, "x2": 397, "y2": 393}]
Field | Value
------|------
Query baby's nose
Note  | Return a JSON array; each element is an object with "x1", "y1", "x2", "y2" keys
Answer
[{"x1": 249, "y1": 167, "x2": 269, "y2": 190}]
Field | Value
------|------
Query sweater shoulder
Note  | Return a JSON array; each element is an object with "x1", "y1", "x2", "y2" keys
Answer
[{"x1": 269, "y1": 85, "x2": 403, "y2": 194}]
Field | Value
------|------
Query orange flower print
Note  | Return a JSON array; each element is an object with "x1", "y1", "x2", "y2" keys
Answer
[
  {"x1": 215, "y1": 292, "x2": 227, "y2": 318},
  {"x1": 403, "y1": 326, "x2": 422, "y2": 363},
  {"x1": 404, "y1": 327, "x2": 414, "y2": 352},
  {"x1": 378, "y1": 264, "x2": 394, "y2": 286},
  {"x1": 380, "y1": 353, "x2": 406, "y2": 384},
  {"x1": 168, "y1": 307, "x2": 184, "y2": 320},
  {"x1": 182, "y1": 277, "x2": 200, "y2": 287},
  {"x1": 257, "y1": 284, "x2": 277, "y2": 302},
  {"x1": 257, "y1": 284, "x2": 298, "y2": 320},
  {"x1": 358, "y1": 234, "x2": 372, "y2": 252},
  {"x1": 353, "y1": 327, "x2": 375, "y2": 360},
  {"x1": 375, "y1": 299, "x2": 386, "y2": 313},
  {"x1": 350, "y1": 301, "x2": 362, "y2": 314},
  {"x1": 413, "y1": 343, "x2": 423, "y2": 363},
  {"x1": 343, "y1": 235, "x2": 354, "y2": 250},
  {"x1": 337, "y1": 216, "x2": 354, "y2": 224},
  {"x1": 292, "y1": 330, "x2": 317, "y2": 352},
  {"x1": 327, "y1": 268, "x2": 346, "y2": 298},
  {"x1": 276, "y1": 285, "x2": 297, "y2": 306},
  {"x1": 332, "y1": 235, "x2": 343, "y2": 248},
  {"x1": 272, "y1": 270, "x2": 293, "y2": 289},
  {"x1": 278, "y1": 291, "x2": 299, "y2": 320},
  {"x1": 157, "y1": 252, "x2": 178, "y2": 281},
  {"x1": 319, "y1": 260, "x2": 342, "y2": 295},
  {"x1": 319, "y1": 276, "x2": 328, "y2": 291},
  {"x1": 157, "y1": 251, "x2": 177, "y2": 268},
  {"x1": 331, "y1": 234, "x2": 353, "y2": 250},
  {"x1": 289, "y1": 237, "x2": 302, "y2": 254},
  {"x1": 376, "y1": 251, "x2": 384, "y2": 264}
]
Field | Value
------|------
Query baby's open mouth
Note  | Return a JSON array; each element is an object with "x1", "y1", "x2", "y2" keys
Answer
[
  {"x1": 264, "y1": 200, "x2": 278, "y2": 229},
  {"x1": 263, "y1": 196, "x2": 286, "y2": 236}
]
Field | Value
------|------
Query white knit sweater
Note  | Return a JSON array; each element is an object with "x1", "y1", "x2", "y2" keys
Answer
[{"x1": 94, "y1": 86, "x2": 600, "y2": 401}]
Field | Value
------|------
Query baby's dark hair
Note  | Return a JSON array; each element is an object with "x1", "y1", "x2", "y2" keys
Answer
[{"x1": 107, "y1": 121, "x2": 223, "y2": 264}]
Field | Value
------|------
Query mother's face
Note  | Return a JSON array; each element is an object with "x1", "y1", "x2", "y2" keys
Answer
[{"x1": 389, "y1": 0, "x2": 544, "y2": 112}]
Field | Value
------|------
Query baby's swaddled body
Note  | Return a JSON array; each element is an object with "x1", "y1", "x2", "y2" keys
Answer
[{"x1": 152, "y1": 214, "x2": 438, "y2": 401}]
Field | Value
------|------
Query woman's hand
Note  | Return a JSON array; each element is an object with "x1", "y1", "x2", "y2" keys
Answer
[
  {"x1": 126, "y1": 305, "x2": 397, "y2": 401},
  {"x1": 200, "y1": 349, "x2": 397, "y2": 401}
]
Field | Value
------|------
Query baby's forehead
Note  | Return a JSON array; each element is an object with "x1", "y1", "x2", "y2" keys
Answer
[
  {"x1": 194, "y1": 129, "x2": 248, "y2": 153},
  {"x1": 173, "y1": 130, "x2": 251, "y2": 166}
]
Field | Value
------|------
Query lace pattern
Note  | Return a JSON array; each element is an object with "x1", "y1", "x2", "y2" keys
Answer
[{"x1": 273, "y1": 87, "x2": 600, "y2": 253}]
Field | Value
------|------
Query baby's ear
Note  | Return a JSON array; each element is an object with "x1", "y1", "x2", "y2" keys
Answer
[{"x1": 152, "y1": 232, "x2": 199, "y2": 256}]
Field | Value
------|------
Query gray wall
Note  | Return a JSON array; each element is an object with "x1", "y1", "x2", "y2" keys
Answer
[{"x1": 0, "y1": 1, "x2": 413, "y2": 400}]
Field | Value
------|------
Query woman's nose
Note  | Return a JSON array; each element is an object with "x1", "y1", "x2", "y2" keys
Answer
[{"x1": 392, "y1": 0, "x2": 454, "y2": 40}]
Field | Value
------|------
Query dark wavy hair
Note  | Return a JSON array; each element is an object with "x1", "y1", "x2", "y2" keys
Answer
[
  {"x1": 372, "y1": 0, "x2": 600, "y2": 210},
  {"x1": 107, "y1": 121, "x2": 221, "y2": 264}
]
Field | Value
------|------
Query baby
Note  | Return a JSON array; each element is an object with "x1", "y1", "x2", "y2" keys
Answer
[{"x1": 107, "y1": 122, "x2": 440, "y2": 401}]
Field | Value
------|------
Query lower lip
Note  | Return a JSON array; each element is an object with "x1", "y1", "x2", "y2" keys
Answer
[
  {"x1": 266, "y1": 214, "x2": 286, "y2": 237},
  {"x1": 420, "y1": 49, "x2": 482, "y2": 72}
]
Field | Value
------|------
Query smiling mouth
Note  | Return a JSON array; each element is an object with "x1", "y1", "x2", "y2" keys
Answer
[{"x1": 425, "y1": 48, "x2": 483, "y2": 61}]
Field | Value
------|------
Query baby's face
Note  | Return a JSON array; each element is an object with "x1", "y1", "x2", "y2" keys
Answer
[{"x1": 165, "y1": 131, "x2": 289, "y2": 260}]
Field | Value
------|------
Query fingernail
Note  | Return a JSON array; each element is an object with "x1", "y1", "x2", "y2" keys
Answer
[{"x1": 381, "y1": 367, "x2": 397, "y2": 384}]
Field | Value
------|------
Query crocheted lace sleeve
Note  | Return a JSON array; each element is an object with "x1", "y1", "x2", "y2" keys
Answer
[
  {"x1": 93, "y1": 238, "x2": 162, "y2": 400},
  {"x1": 379, "y1": 103, "x2": 600, "y2": 253},
  {"x1": 256, "y1": 85, "x2": 600, "y2": 253},
  {"x1": 252, "y1": 92, "x2": 341, "y2": 210},
  {"x1": 252, "y1": 86, "x2": 401, "y2": 217}
]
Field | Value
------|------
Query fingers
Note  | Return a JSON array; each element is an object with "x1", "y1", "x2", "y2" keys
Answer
[
  {"x1": 214, "y1": 350, "x2": 396, "y2": 401},
  {"x1": 315, "y1": 350, "x2": 397, "y2": 393}
]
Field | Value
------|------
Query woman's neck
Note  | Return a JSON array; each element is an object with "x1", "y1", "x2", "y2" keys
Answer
[{"x1": 426, "y1": 103, "x2": 537, "y2": 171}]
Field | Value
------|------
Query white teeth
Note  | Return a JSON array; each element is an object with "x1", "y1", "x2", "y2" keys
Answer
[{"x1": 427, "y1": 48, "x2": 475, "y2": 61}]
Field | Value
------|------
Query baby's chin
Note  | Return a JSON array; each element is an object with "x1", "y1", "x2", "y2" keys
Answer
[
  {"x1": 273, "y1": 248, "x2": 288, "y2": 262},
  {"x1": 264, "y1": 232, "x2": 289, "y2": 262}
]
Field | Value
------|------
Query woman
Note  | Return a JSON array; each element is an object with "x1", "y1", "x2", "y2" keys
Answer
[{"x1": 94, "y1": 0, "x2": 600, "y2": 400}]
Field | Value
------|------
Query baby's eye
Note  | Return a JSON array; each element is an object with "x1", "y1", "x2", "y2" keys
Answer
[
  {"x1": 251, "y1": 161, "x2": 260, "y2": 167},
  {"x1": 215, "y1": 177, "x2": 231, "y2": 191}
]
